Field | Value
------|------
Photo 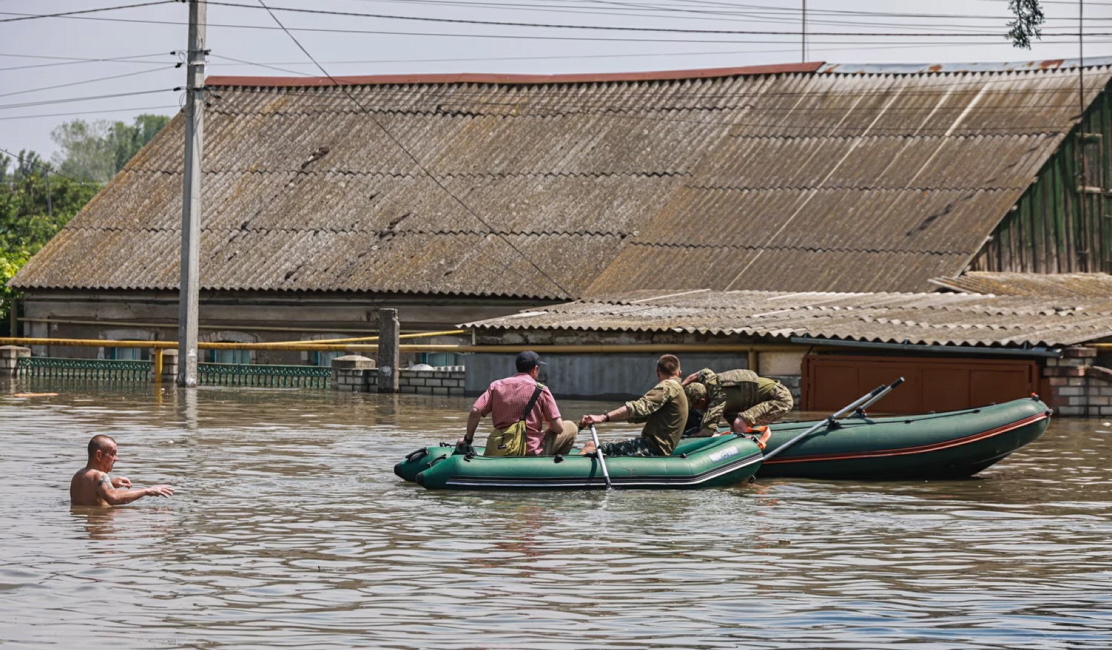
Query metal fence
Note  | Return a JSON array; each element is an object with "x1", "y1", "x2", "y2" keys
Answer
[
  {"x1": 198, "y1": 362, "x2": 331, "y2": 388},
  {"x1": 18, "y1": 356, "x2": 152, "y2": 381},
  {"x1": 15, "y1": 357, "x2": 331, "y2": 388}
]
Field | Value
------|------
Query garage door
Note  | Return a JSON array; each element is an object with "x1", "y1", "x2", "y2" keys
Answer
[{"x1": 802, "y1": 354, "x2": 1041, "y2": 414}]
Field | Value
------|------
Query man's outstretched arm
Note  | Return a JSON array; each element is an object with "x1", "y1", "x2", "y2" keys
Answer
[{"x1": 96, "y1": 475, "x2": 173, "y2": 506}]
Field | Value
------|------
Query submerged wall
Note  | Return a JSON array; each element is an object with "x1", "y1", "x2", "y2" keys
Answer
[
  {"x1": 1044, "y1": 347, "x2": 1112, "y2": 417},
  {"x1": 332, "y1": 356, "x2": 466, "y2": 396}
]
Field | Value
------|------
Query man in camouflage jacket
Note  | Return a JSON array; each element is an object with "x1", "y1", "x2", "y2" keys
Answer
[
  {"x1": 682, "y1": 368, "x2": 793, "y2": 437},
  {"x1": 578, "y1": 354, "x2": 689, "y2": 457}
]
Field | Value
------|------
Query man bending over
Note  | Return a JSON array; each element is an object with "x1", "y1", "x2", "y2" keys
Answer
[{"x1": 682, "y1": 368, "x2": 793, "y2": 437}]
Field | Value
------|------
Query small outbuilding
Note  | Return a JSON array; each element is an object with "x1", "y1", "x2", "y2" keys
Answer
[{"x1": 464, "y1": 280, "x2": 1112, "y2": 416}]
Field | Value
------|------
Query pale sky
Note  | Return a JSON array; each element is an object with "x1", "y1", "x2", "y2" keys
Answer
[{"x1": 2, "y1": 0, "x2": 1111, "y2": 160}]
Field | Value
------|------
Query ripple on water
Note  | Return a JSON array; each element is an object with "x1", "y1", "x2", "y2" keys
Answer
[{"x1": 2, "y1": 387, "x2": 1112, "y2": 648}]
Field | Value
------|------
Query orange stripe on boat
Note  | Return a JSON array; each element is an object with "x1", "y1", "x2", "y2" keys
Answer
[{"x1": 763, "y1": 411, "x2": 1050, "y2": 465}]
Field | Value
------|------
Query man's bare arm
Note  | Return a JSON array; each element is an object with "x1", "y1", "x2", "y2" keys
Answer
[
  {"x1": 95, "y1": 475, "x2": 173, "y2": 506},
  {"x1": 460, "y1": 408, "x2": 484, "y2": 445}
]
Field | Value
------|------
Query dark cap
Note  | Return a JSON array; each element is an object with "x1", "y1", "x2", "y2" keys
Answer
[{"x1": 515, "y1": 350, "x2": 546, "y2": 372}]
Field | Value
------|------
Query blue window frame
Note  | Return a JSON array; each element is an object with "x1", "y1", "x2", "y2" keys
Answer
[
  {"x1": 207, "y1": 348, "x2": 252, "y2": 364},
  {"x1": 419, "y1": 352, "x2": 459, "y2": 368},
  {"x1": 108, "y1": 345, "x2": 150, "y2": 361},
  {"x1": 311, "y1": 351, "x2": 343, "y2": 367}
]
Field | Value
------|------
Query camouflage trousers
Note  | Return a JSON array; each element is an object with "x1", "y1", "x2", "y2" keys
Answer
[
  {"x1": 730, "y1": 381, "x2": 795, "y2": 427},
  {"x1": 598, "y1": 437, "x2": 661, "y2": 457}
]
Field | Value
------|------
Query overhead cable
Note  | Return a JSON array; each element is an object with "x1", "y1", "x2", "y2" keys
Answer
[
  {"x1": 0, "y1": 66, "x2": 178, "y2": 99},
  {"x1": 0, "y1": 1, "x2": 176, "y2": 23},
  {"x1": 8, "y1": 7, "x2": 1112, "y2": 43},
  {"x1": 0, "y1": 88, "x2": 177, "y2": 112},
  {"x1": 197, "y1": 1, "x2": 1110, "y2": 39},
  {"x1": 0, "y1": 104, "x2": 179, "y2": 122}
]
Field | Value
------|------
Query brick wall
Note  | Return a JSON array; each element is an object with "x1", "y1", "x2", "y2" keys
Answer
[
  {"x1": 398, "y1": 367, "x2": 466, "y2": 396},
  {"x1": 331, "y1": 355, "x2": 465, "y2": 395},
  {"x1": 332, "y1": 355, "x2": 376, "y2": 392},
  {"x1": 1043, "y1": 347, "x2": 1112, "y2": 417}
]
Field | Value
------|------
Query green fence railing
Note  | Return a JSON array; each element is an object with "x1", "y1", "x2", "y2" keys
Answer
[
  {"x1": 15, "y1": 357, "x2": 332, "y2": 389},
  {"x1": 198, "y1": 362, "x2": 331, "y2": 388},
  {"x1": 18, "y1": 356, "x2": 152, "y2": 381}
]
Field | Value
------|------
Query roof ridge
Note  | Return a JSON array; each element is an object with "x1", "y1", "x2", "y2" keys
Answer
[
  {"x1": 120, "y1": 169, "x2": 692, "y2": 180},
  {"x1": 621, "y1": 241, "x2": 971, "y2": 256},
  {"x1": 682, "y1": 184, "x2": 1024, "y2": 192},
  {"x1": 205, "y1": 63, "x2": 825, "y2": 88}
]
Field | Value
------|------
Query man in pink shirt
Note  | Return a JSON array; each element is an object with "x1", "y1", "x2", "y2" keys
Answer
[{"x1": 459, "y1": 351, "x2": 578, "y2": 456}]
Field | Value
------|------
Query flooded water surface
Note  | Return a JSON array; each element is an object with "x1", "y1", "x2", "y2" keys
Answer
[{"x1": 2, "y1": 383, "x2": 1111, "y2": 648}]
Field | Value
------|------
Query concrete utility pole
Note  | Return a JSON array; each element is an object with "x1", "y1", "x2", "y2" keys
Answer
[
  {"x1": 801, "y1": 0, "x2": 807, "y2": 63},
  {"x1": 376, "y1": 309, "x2": 400, "y2": 393},
  {"x1": 177, "y1": 0, "x2": 206, "y2": 387}
]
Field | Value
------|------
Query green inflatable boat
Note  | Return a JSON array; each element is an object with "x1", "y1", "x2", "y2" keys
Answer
[
  {"x1": 757, "y1": 395, "x2": 1051, "y2": 480},
  {"x1": 395, "y1": 396, "x2": 1051, "y2": 486},
  {"x1": 407, "y1": 434, "x2": 764, "y2": 490}
]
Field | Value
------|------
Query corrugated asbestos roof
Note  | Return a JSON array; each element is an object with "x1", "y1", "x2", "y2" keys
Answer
[
  {"x1": 466, "y1": 289, "x2": 1112, "y2": 348},
  {"x1": 13, "y1": 59, "x2": 1112, "y2": 299},
  {"x1": 931, "y1": 272, "x2": 1112, "y2": 298}
]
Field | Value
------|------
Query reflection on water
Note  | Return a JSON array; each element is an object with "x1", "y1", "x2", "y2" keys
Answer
[{"x1": 2, "y1": 380, "x2": 1111, "y2": 649}]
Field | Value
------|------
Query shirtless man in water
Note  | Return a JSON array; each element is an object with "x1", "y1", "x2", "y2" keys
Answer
[{"x1": 70, "y1": 435, "x2": 174, "y2": 507}]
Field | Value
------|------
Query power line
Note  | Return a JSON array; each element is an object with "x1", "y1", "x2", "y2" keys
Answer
[
  {"x1": 0, "y1": 105, "x2": 179, "y2": 122},
  {"x1": 7, "y1": 55, "x2": 1106, "y2": 120},
  {"x1": 0, "y1": 1, "x2": 176, "y2": 23},
  {"x1": 9, "y1": 7, "x2": 1112, "y2": 45},
  {"x1": 0, "y1": 51, "x2": 167, "y2": 62},
  {"x1": 198, "y1": 1, "x2": 1111, "y2": 39},
  {"x1": 217, "y1": 0, "x2": 1040, "y2": 34},
  {"x1": 255, "y1": 0, "x2": 574, "y2": 298},
  {"x1": 312, "y1": 0, "x2": 1112, "y2": 27},
  {"x1": 338, "y1": 0, "x2": 1006, "y2": 29},
  {"x1": 209, "y1": 54, "x2": 314, "y2": 77},
  {"x1": 0, "y1": 88, "x2": 178, "y2": 112},
  {"x1": 0, "y1": 65, "x2": 178, "y2": 99},
  {"x1": 0, "y1": 53, "x2": 171, "y2": 73}
]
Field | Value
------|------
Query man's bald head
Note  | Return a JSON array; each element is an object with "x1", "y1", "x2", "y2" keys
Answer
[{"x1": 88, "y1": 435, "x2": 116, "y2": 459}]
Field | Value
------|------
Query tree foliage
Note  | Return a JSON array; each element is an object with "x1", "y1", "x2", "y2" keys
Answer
[
  {"x1": 2, "y1": 112, "x2": 170, "y2": 333},
  {"x1": 0, "y1": 149, "x2": 101, "y2": 334},
  {"x1": 1007, "y1": 0, "x2": 1045, "y2": 49},
  {"x1": 51, "y1": 113, "x2": 171, "y2": 183}
]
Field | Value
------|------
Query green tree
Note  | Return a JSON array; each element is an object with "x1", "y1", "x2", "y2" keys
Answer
[
  {"x1": 1008, "y1": 0, "x2": 1045, "y2": 49},
  {"x1": 1, "y1": 149, "x2": 100, "y2": 335},
  {"x1": 51, "y1": 113, "x2": 171, "y2": 183}
]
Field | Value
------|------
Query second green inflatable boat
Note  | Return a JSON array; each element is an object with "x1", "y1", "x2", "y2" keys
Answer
[{"x1": 395, "y1": 396, "x2": 1052, "y2": 487}]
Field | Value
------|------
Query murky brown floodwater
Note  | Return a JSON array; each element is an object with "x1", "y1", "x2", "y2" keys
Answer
[{"x1": 1, "y1": 379, "x2": 1110, "y2": 649}]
